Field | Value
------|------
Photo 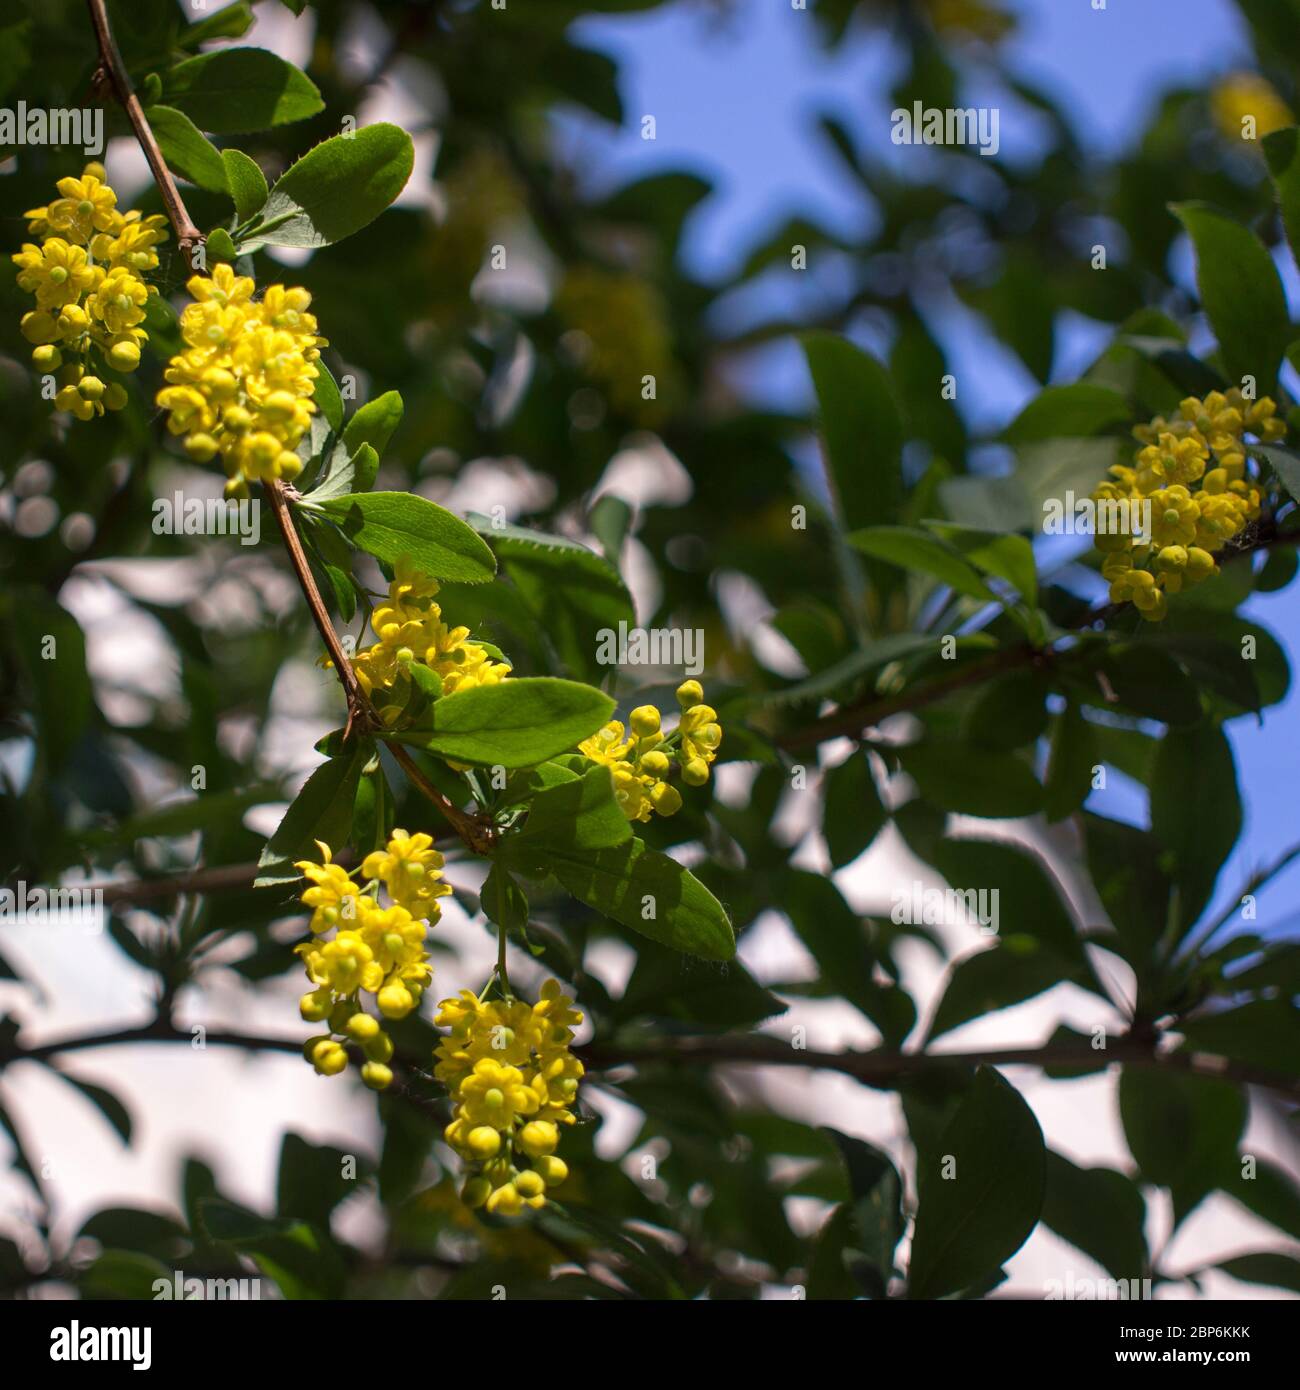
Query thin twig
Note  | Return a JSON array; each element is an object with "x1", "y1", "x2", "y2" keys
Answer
[
  {"x1": 84, "y1": 0, "x2": 203, "y2": 259},
  {"x1": 580, "y1": 1033, "x2": 1300, "y2": 1099},
  {"x1": 264, "y1": 480, "x2": 495, "y2": 854},
  {"x1": 8, "y1": 1023, "x2": 1297, "y2": 1101}
]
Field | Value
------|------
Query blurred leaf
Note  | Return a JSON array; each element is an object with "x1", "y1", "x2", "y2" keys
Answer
[
  {"x1": 802, "y1": 334, "x2": 903, "y2": 536},
  {"x1": 1119, "y1": 1070, "x2": 1246, "y2": 1223},
  {"x1": 1171, "y1": 202, "x2": 1289, "y2": 393},
  {"x1": 57, "y1": 1073, "x2": 132, "y2": 1145},
  {"x1": 897, "y1": 739, "x2": 1043, "y2": 818},
  {"x1": 908, "y1": 1068, "x2": 1046, "y2": 1298},
  {"x1": 822, "y1": 752, "x2": 886, "y2": 868},
  {"x1": 822, "y1": 1128, "x2": 904, "y2": 1299},
  {"x1": 1151, "y1": 723, "x2": 1242, "y2": 931},
  {"x1": 1041, "y1": 1152, "x2": 1148, "y2": 1281},
  {"x1": 1002, "y1": 384, "x2": 1131, "y2": 443}
]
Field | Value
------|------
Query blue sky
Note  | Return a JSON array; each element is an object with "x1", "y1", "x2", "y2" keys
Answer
[{"x1": 557, "y1": 0, "x2": 1300, "y2": 943}]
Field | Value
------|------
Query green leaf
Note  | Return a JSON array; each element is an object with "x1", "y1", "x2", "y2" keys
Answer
[
  {"x1": 1248, "y1": 439, "x2": 1300, "y2": 503},
  {"x1": 314, "y1": 491, "x2": 496, "y2": 584},
  {"x1": 760, "y1": 632, "x2": 944, "y2": 710},
  {"x1": 1041, "y1": 1152, "x2": 1148, "y2": 1282},
  {"x1": 197, "y1": 1197, "x2": 343, "y2": 1299},
  {"x1": 481, "y1": 863, "x2": 529, "y2": 934},
  {"x1": 57, "y1": 1073, "x2": 132, "y2": 1144},
  {"x1": 307, "y1": 443, "x2": 378, "y2": 503},
  {"x1": 146, "y1": 105, "x2": 229, "y2": 193},
  {"x1": 923, "y1": 522, "x2": 1038, "y2": 609},
  {"x1": 897, "y1": 740, "x2": 1043, "y2": 818},
  {"x1": 276, "y1": 1133, "x2": 359, "y2": 1229},
  {"x1": 255, "y1": 743, "x2": 370, "y2": 886},
  {"x1": 312, "y1": 359, "x2": 344, "y2": 433},
  {"x1": 1264, "y1": 126, "x2": 1300, "y2": 272},
  {"x1": 13, "y1": 590, "x2": 93, "y2": 773},
  {"x1": 927, "y1": 946, "x2": 1070, "y2": 1043},
  {"x1": 522, "y1": 835, "x2": 734, "y2": 961},
  {"x1": 1119, "y1": 1070, "x2": 1245, "y2": 1223},
  {"x1": 468, "y1": 516, "x2": 634, "y2": 681},
  {"x1": 964, "y1": 671, "x2": 1049, "y2": 751},
  {"x1": 222, "y1": 147, "x2": 268, "y2": 224},
  {"x1": 781, "y1": 871, "x2": 899, "y2": 1032},
  {"x1": 822, "y1": 752, "x2": 886, "y2": 868},
  {"x1": 1178, "y1": 1000, "x2": 1300, "y2": 1079},
  {"x1": 241, "y1": 124, "x2": 415, "y2": 249},
  {"x1": 1170, "y1": 202, "x2": 1290, "y2": 393},
  {"x1": 618, "y1": 940, "x2": 784, "y2": 1028},
  {"x1": 1150, "y1": 723, "x2": 1242, "y2": 930},
  {"x1": 822, "y1": 1128, "x2": 905, "y2": 1299},
  {"x1": 1091, "y1": 643, "x2": 1203, "y2": 726},
  {"x1": 1215, "y1": 1252, "x2": 1300, "y2": 1294},
  {"x1": 163, "y1": 47, "x2": 323, "y2": 133},
  {"x1": 79, "y1": 1207, "x2": 187, "y2": 1260},
  {"x1": 342, "y1": 390, "x2": 404, "y2": 460},
  {"x1": 178, "y1": 1, "x2": 254, "y2": 50},
  {"x1": 386, "y1": 678, "x2": 614, "y2": 769},
  {"x1": 509, "y1": 764, "x2": 632, "y2": 853},
  {"x1": 907, "y1": 1068, "x2": 1046, "y2": 1298},
  {"x1": 81, "y1": 1250, "x2": 171, "y2": 1300},
  {"x1": 936, "y1": 838, "x2": 1089, "y2": 969},
  {"x1": 801, "y1": 334, "x2": 903, "y2": 535},
  {"x1": 1001, "y1": 383, "x2": 1131, "y2": 443},
  {"x1": 847, "y1": 526, "x2": 996, "y2": 603},
  {"x1": 205, "y1": 226, "x2": 238, "y2": 262},
  {"x1": 1044, "y1": 701, "x2": 1097, "y2": 822},
  {"x1": 1222, "y1": 1157, "x2": 1300, "y2": 1241}
]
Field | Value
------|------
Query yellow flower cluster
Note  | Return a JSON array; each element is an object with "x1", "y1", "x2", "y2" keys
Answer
[
  {"x1": 296, "y1": 832, "x2": 451, "y2": 1088},
  {"x1": 577, "y1": 679, "x2": 722, "y2": 820},
  {"x1": 1092, "y1": 391, "x2": 1277, "y2": 621},
  {"x1": 350, "y1": 557, "x2": 512, "y2": 707},
  {"x1": 434, "y1": 980, "x2": 584, "y2": 1214},
  {"x1": 156, "y1": 263, "x2": 325, "y2": 497},
  {"x1": 13, "y1": 162, "x2": 166, "y2": 419}
]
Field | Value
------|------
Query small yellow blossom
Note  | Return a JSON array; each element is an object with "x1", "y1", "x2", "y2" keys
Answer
[
  {"x1": 156, "y1": 263, "x2": 324, "y2": 493},
  {"x1": 434, "y1": 979, "x2": 583, "y2": 1211},
  {"x1": 12, "y1": 164, "x2": 163, "y2": 419},
  {"x1": 293, "y1": 831, "x2": 449, "y2": 1089}
]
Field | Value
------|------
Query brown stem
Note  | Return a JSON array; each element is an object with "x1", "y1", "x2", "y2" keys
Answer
[
  {"x1": 84, "y1": 0, "x2": 203, "y2": 260},
  {"x1": 264, "y1": 480, "x2": 495, "y2": 854},
  {"x1": 580, "y1": 1033, "x2": 1300, "y2": 1100},
  {"x1": 778, "y1": 524, "x2": 1299, "y2": 752},
  {"x1": 9, "y1": 1023, "x2": 1296, "y2": 1101}
]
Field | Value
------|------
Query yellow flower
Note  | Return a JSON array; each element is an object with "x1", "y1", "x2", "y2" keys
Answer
[
  {"x1": 346, "y1": 558, "x2": 512, "y2": 706},
  {"x1": 1148, "y1": 486, "x2": 1200, "y2": 548},
  {"x1": 156, "y1": 264, "x2": 322, "y2": 490},
  {"x1": 88, "y1": 266, "x2": 149, "y2": 335},
  {"x1": 14, "y1": 165, "x2": 165, "y2": 417},
  {"x1": 1108, "y1": 568, "x2": 1168, "y2": 621},
  {"x1": 13, "y1": 238, "x2": 98, "y2": 309},
  {"x1": 434, "y1": 979, "x2": 584, "y2": 1210},
  {"x1": 1094, "y1": 401, "x2": 1279, "y2": 618},
  {"x1": 361, "y1": 828, "x2": 452, "y2": 920},
  {"x1": 292, "y1": 838, "x2": 444, "y2": 1091},
  {"x1": 44, "y1": 173, "x2": 119, "y2": 243}
]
